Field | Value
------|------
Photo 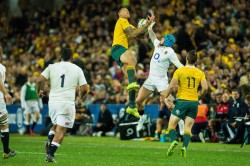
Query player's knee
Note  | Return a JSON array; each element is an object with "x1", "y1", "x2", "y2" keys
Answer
[
  {"x1": 135, "y1": 98, "x2": 141, "y2": 104},
  {"x1": 126, "y1": 53, "x2": 137, "y2": 65}
]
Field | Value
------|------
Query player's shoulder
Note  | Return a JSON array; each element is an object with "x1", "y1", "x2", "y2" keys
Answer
[
  {"x1": 193, "y1": 67, "x2": 205, "y2": 77},
  {"x1": 118, "y1": 18, "x2": 129, "y2": 24},
  {"x1": 165, "y1": 47, "x2": 176, "y2": 56},
  {"x1": 66, "y1": 62, "x2": 83, "y2": 72},
  {"x1": 195, "y1": 67, "x2": 204, "y2": 73},
  {"x1": 175, "y1": 66, "x2": 184, "y2": 73}
]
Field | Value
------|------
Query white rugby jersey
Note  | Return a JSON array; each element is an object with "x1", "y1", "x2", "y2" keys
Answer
[
  {"x1": 149, "y1": 39, "x2": 183, "y2": 78},
  {"x1": 0, "y1": 63, "x2": 6, "y2": 100},
  {"x1": 41, "y1": 61, "x2": 87, "y2": 104}
]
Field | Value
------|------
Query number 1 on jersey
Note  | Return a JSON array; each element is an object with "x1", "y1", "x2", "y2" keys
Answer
[{"x1": 60, "y1": 74, "x2": 65, "y2": 87}]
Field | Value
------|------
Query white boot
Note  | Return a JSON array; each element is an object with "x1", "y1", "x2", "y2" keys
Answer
[
  {"x1": 178, "y1": 119, "x2": 185, "y2": 136},
  {"x1": 136, "y1": 115, "x2": 147, "y2": 132}
]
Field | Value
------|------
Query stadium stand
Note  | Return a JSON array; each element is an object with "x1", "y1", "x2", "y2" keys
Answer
[{"x1": 0, "y1": 0, "x2": 249, "y2": 142}]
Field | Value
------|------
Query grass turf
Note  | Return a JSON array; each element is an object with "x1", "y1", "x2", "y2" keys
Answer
[{"x1": 1, "y1": 134, "x2": 249, "y2": 166}]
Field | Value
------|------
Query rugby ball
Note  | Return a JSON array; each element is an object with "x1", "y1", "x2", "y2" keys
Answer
[{"x1": 137, "y1": 18, "x2": 147, "y2": 34}]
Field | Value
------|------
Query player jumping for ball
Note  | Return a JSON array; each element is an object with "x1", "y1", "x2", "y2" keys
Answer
[
  {"x1": 136, "y1": 21, "x2": 184, "y2": 133},
  {"x1": 111, "y1": 8, "x2": 155, "y2": 118}
]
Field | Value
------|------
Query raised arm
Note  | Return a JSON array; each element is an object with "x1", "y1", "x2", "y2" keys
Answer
[
  {"x1": 125, "y1": 13, "x2": 155, "y2": 38},
  {"x1": 148, "y1": 22, "x2": 157, "y2": 43}
]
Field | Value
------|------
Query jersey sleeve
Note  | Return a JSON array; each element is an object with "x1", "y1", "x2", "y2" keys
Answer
[
  {"x1": 153, "y1": 39, "x2": 160, "y2": 47},
  {"x1": 169, "y1": 53, "x2": 183, "y2": 68},
  {"x1": 201, "y1": 71, "x2": 206, "y2": 81},
  {"x1": 41, "y1": 65, "x2": 50, "y2": 79},
  {"x1": 130, "y1": 24, "x2": 136, "y2": 30},
  {"x1": 78, "y1": 69, "x2": 87, "y2": 86},
  {"x1": 120, "y1": 19, "x2": 131, "y2": 30}
]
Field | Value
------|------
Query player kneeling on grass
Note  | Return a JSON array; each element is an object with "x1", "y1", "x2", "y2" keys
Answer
[
  {"x1": 0, "y1": 45, "x2": 15, "y2": 159},
  {"x1": 36, "y1": 48, "x2": 90, "y2": 162},
  {"x1": 163, "y1": 50, "x2": 208, "y2": 157}
]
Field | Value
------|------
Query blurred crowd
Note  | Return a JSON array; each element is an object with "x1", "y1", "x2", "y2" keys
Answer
[{"x1": 0, "y1": 0, "x2": 249, "y2": 107}]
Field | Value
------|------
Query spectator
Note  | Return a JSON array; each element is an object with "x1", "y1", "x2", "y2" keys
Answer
[
  {"x1": 92, "y1": 102, "x2": 114, "y2": 136},
  {"x1": 0, "y1": 0, "x2": 248, "y2": 128},
  {"x1": 228, "y1": 95, "x2": 250, "y2": 144},
  {"x1": 69, "y1": 97, "x2": 93, "y2": 136},
  {"x1": 155, "y1": 96, "x2": 171, "y2": 140},
  {"x1": 208, "y1": 93, "x2": 229, "y2": 142},
  {"x1": 221, "y1": 89, "x2": 248, "y2": 143},
  {"x1": 191, "y1": 104, "x2": 209, "y2": 143}
]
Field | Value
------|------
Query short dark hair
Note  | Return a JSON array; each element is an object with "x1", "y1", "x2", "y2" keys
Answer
[
  {"x1": 186, "y1": 50, "x2": 197, "y2": 65},
  {"x1": 118, "y1": 7, "x2": 127, "y2": 15},
  {"x1": 61, "y1": 47, "x2": 73, "y2": 61}
]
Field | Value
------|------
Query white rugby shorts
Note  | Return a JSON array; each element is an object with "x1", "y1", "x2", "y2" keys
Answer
[
  {"x1": 23, "y1": 100, "x2": 40, "y2": 115},
  {"x1": 0, "y1": 100, "x2": 7, "y2": 118},
  {"x1": 143, "y1": 75, "x2": 169, "y2": 92},
  {"x1": 48, "y1": 102, "x2": 75, "y2": 128}
]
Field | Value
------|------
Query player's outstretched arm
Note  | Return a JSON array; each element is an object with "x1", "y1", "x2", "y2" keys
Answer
[
  {"x1": 125, "y1": 12, "x2": 155, "y2": 38},
  {"x1": 148, "y1": 22, "x2": 156, "y2": 43}
]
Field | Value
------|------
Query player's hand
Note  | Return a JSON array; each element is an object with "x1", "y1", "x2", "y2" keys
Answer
[
  {"x1": 38, "y1": 90, "x2": 45, "y2": 98},
  {"x1": 148, "y1": 22, "x2": 155, "y2": 31},
  {"x1": 146, "y1": 10, "x2": 155, "y2": 27},
  {"x1": 4, "y1": 93, "x2": 13, "y2": 105}
]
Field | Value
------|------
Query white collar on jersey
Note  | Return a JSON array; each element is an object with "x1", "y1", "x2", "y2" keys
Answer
[{"x1": 185, "y1": 64, "x2": 195, "y2": 68}]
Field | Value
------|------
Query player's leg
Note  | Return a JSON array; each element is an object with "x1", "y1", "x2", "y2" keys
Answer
[
  {"x1": 120, "y1": 48, "x2": 138, "y2": 89},
  {"x1": 136, "y1": 86, "x2": 153, "y2": 115},
  {"x1": 156, "y1": 118, "x2": 163, "y2": 139},
  {"x1": 46, "y1": 103, "x2": 75, "y2": 162},
  {"x1": 121, "y1": 50, "x2": 140, "y2": 108},
  {"x1": 31, "y1": 110, "x2": 40, "y2": 134},
  {"x1": 45, "y1": 103, "x2": 57, "y2": 160},
  {"x1": 167, "y1": 114, "x2": 180, "y2": 142},
  {"x1": 136, "y1": 86, "x2": 153, "y2": 131},
  {"x1": 0, "y1": 113, "x2": 16, "y2": 159},
  {"x1": 181, "y1": 116, "x2": 195, "y2": 157},
  {"x1": 120, "y1": 49, "x2": 138, "y2": 86},
  {"x1": 166, "y1": 114, "x2": 180, "y2": 156},
  {"x1": 45, "y1": 125, "x2": 56, "y2": 155},
  {"x1": 111, "y1": 46, "x2": 139, "y2": 116},
  {"x1": 24, "y1": 112, "x2": 32, "y2": 135},
  {"x1": 48, "y1": 125, "x2": 67, "y2": 159},
  {"x1": 181, "y1": 101, "x2": 198, "y2": 157}
]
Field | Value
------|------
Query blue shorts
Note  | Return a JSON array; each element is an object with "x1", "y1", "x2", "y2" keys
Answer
[{"x1": 159, "y1": 106, "x2": 171, "y2": 119}]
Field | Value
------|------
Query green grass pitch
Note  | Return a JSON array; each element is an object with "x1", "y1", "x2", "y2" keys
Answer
[{"x1": 1, "y1": 134, "x2": 249, "y2": 166}]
